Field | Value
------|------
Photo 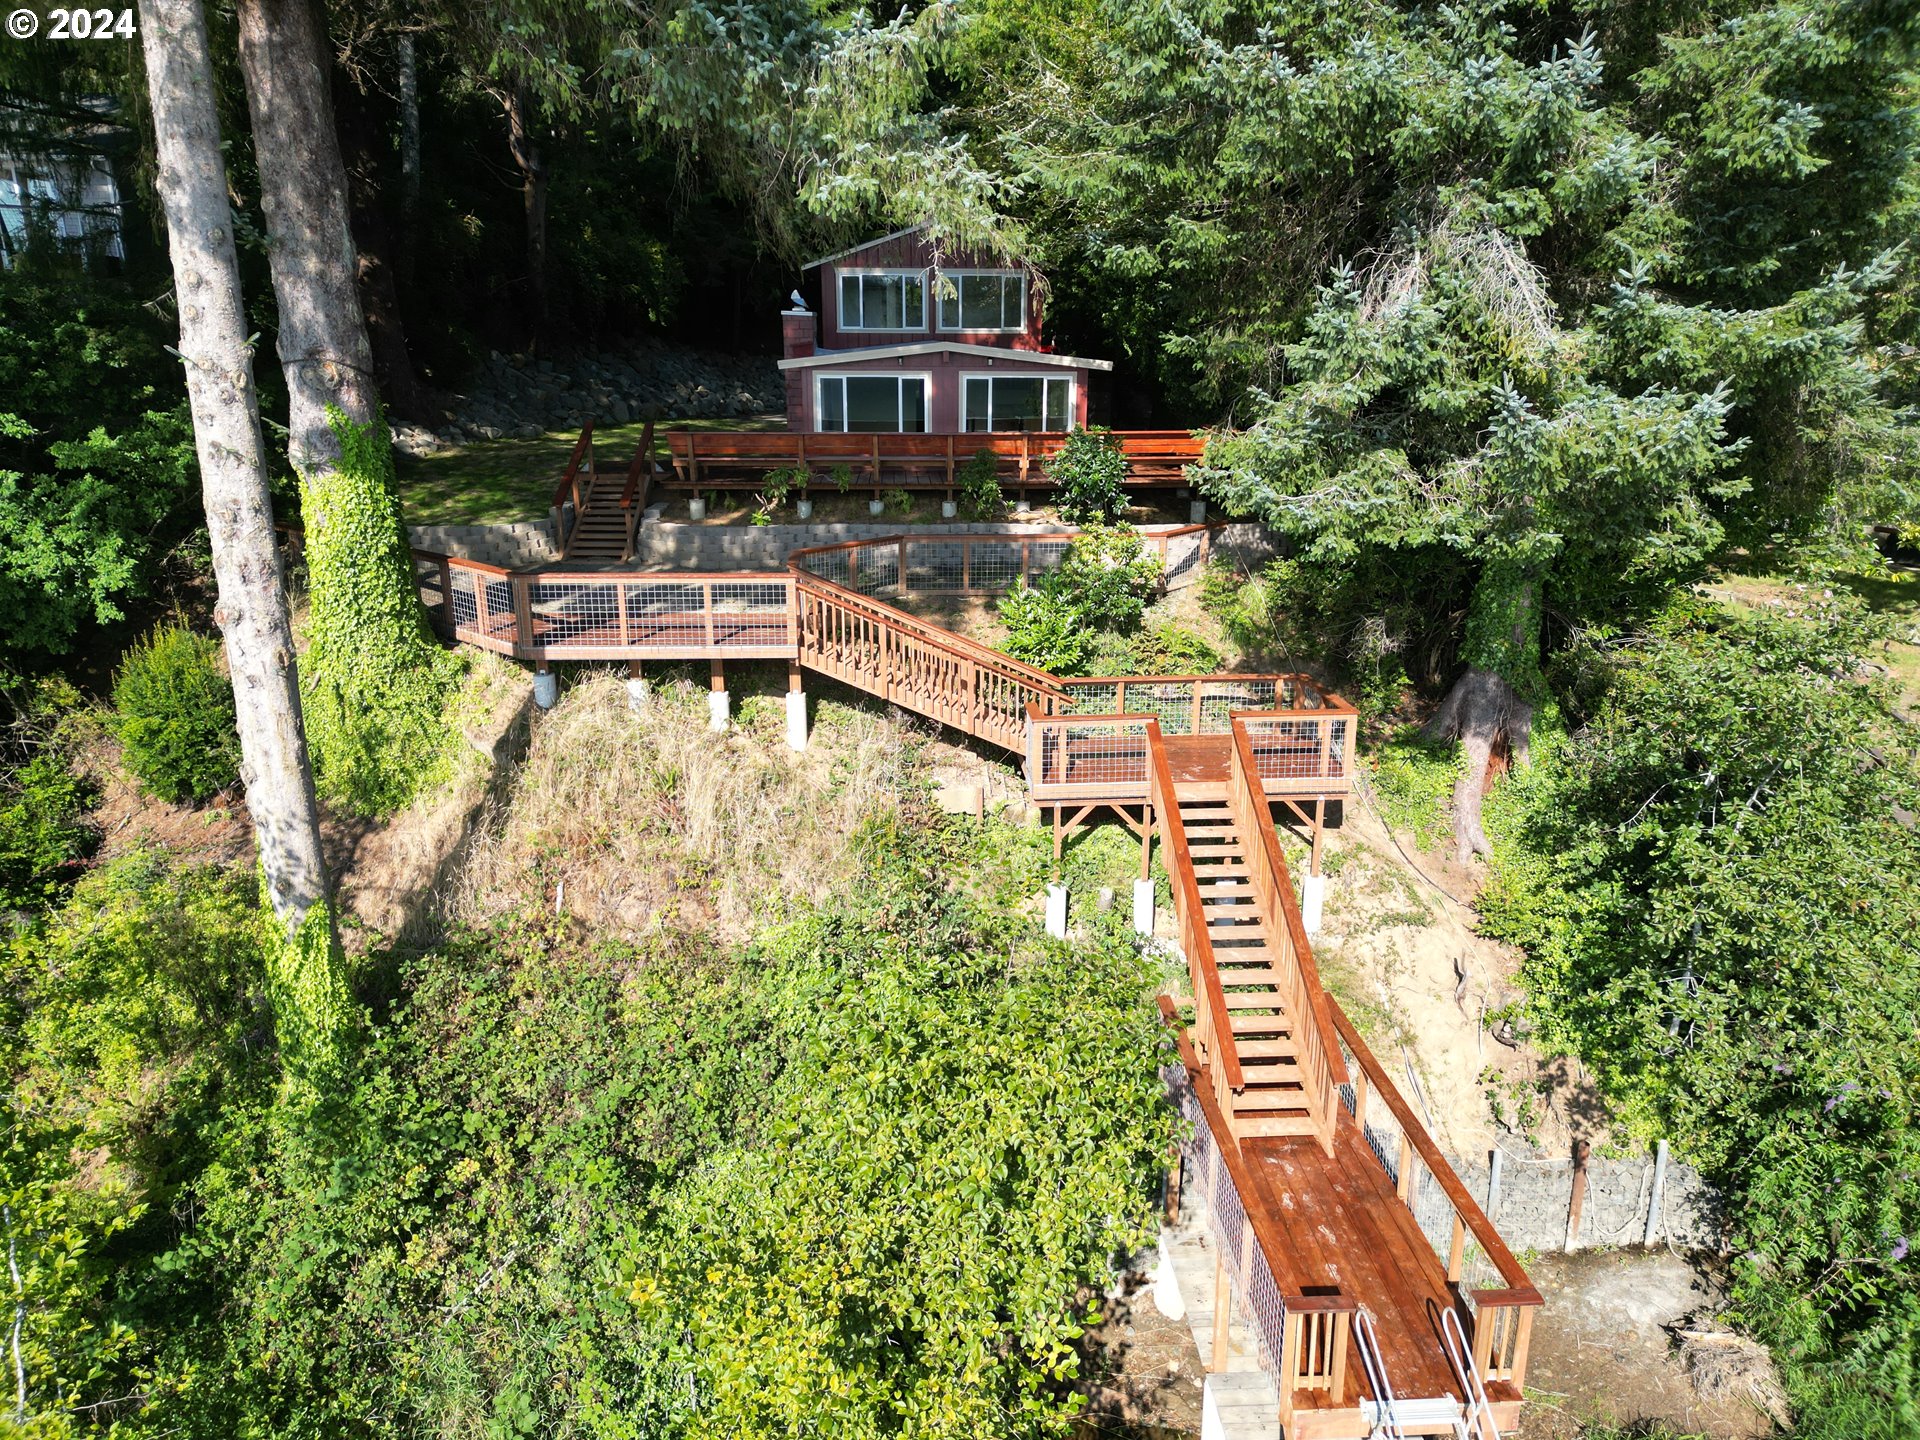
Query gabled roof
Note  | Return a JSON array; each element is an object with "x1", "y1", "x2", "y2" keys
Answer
[
  {"x1": 777, "y1": 340, "x2": 1112, "y2": 372},
  {"x1": 801, "y1": 224, "x2": 929, "y2": 271}
]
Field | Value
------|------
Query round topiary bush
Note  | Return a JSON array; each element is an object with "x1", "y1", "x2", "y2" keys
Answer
[{"x1": 113, "y1": 623, "x2": 241, "y2": 804}]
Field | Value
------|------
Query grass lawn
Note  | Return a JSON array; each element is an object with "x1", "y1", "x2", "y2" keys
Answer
[
  {"x1": 394, "y1": 414, "x2": 783, "y2": 526},
  {"x1": 1705, "y1": 559, "x2": 1920, "y2": 710}
]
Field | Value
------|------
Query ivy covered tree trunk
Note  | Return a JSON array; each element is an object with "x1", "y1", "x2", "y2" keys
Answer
[
  {"x1": 137, "y1": 0, "x2": 351, "y2": 1089},
  {"x1": 1423, "y1": 559, "x2": 1542, "y2": 862},
  {"x1": 235, "y1": 0, "x2": 457, "y2": 816}
]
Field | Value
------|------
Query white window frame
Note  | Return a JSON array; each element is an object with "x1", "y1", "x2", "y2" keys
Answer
[
  {"x1": 813, "y1": 371, "x2": 934, "y2": 433},
  {"x1": 836, "y1": 267, "x2": 928, "y2": 332},
  {"x1": 960, "y1": 372, "x2": 1075, "y2": 433},
  {"x1": 936, "y1": 269, "x2": 1027, "y2": 333}
]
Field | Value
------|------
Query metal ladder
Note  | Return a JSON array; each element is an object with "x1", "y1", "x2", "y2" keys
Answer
[
  {"x1": 1440, "y1": 1307, "x2": 1501, "y2": 1440},
  {"x1": 1353, "y1": 1307, "x2": 1408, "y2": 1440}
]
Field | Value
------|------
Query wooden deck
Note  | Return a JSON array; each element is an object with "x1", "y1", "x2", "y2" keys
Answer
[{"x1": 1245, "y1": 1117, "x2": 1459, "y2": 1409}]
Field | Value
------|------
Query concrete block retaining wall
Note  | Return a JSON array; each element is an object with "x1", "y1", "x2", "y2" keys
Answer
[{"x1": 409, "y1": 521, "x2": 556, "y2": 569}]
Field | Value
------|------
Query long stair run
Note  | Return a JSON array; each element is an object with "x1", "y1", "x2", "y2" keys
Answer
[{"x1": 1179, "y1": 797, "x2": 1321, "y2": 1142}]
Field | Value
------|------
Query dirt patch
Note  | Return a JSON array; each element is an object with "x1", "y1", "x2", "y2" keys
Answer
[
  {"x1": 81, "y1": 734, "x2": 254, "y2": 872},
  {"x1": 1307, "y1": 791, "x2": 1606, "y2": 1159},
  {"x1": 1075, "y1": 1268, "x2": 1206, "y2": 1438},
  {"x1": 1523, "y1": 1250, "x2": 1778, "y2": 1439}
]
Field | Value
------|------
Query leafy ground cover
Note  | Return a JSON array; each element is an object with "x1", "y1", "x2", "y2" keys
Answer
[{"x1": 0, "y1": 670, "x2": 1176, "y2": 1440}]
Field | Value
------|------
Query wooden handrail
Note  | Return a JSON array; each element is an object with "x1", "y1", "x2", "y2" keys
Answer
[
  {"x1": 553, "y1": 420, "x2": 595, "y2": 509},
  {"x1": 1327, "y1": 997, "x2": 1542, "y2": 1306},
  {"x1": 621, "y1": 418, "x2": 657, "y2": 508},
  {"x1": 1147, "y1": 719, "x2": 1244, "y2": 1093},
  {"x1": 1230, "y1": 719, "x2": 1350, "y2": 1088},
  {"x1": 790, "y1": 567, "x2": 1070, "y2": 701}
]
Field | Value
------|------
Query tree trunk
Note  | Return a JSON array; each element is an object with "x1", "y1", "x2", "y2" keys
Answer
[
  {"x1": 234, "y1": 0, "x2": 381, "y2": 462},
  {"x1": 331, "y1": 50, "x2": 434, "y2": 420},
  {"x1": 395, "y1": 32, "x2": 420, "y2": 290},
  {"x1": 135, "y1": 0, "x2": 337, "y2": 946},
  {"x1": 1423, "y1": 568, "x2": 1541, "y2": 863},
  {"x1": 499, "y1": 83, "x2": 549, "y2": 349}
]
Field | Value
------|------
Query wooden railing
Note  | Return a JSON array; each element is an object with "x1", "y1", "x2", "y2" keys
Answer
[
  {"x1": 619, "y1": 418, "x2": 657, "y2": 562},
  {"x1": 788, "y1": 525, "x2": 1219, "y2": 598},
  {"x1": 1236, "y1": 708, "x2": 1356, "y2": 795},
  {"x1": 433, "y1": 550, "x2": 797, "y2": 660},
  {"x1": 1328, "y1": 998, "x2": 1543, "y2": 1401},
  {"x1": 551, "y1": 419, "x2": 597, "y2": 558},
  {"x1": 1163, "y1": 1003, "x2": 1356, "y2": 1420},
  {"x1": 795, "y1": 571, "x2": 1068, "y2": 749},
  {"x1": 666, "y1": 427, "x2": 1204, "y2": 490},
  {"x1": 1226, "y1": 717, "x2": 1348, "y2": 1155}
]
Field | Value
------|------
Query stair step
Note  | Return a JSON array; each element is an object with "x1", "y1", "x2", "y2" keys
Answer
[
  {"x1": 1233, "y1": 1113, "x2": 1320, "y2": 1138},
  {"x1": 1222, "y1": 992, "x2": 1285, "y2": 1010},
  {"x1": 1238, "y1": 1062, "x2": 1303, "y2": 1083},
  {"x1": 1235, "y1": 1038, "x2": 1299, "y2": 1057},
  {"x1": 1230, "y1": 1013, "x2": 1293, "y2": 1034}
]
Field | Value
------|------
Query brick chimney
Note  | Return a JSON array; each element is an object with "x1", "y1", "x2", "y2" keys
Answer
[{"x1": 782, "y1": 308, "x2": 816, "y2": 359}]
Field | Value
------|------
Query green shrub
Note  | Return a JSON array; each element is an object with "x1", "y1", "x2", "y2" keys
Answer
[
  {"x1": 1000, "y1": 580, "x2": 1093, "y2": 672},
  {"x1": 1131, "y1": 623, "x2": 1222, "y2": 673},
  {"x1": 0, "y1": 678, "x2": 95, "y2": 910},
  {"x1": 1049, "y1": 524, "x2": 1163, "y2": 631},
  {"x1": 958, "y1": 448, "x2": 1004, "y2": 519},
  {"x1": 1046, "y1": 426, "x2": 1130, "y2": 524},
  {"x1": 999, "y1": 527, "x2": 1164, "y2": 674},
  {"x1": 112, "y1": 623, "x2": 240, "y2": 804}
]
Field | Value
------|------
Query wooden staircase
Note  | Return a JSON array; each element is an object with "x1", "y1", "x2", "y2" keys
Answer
[{"x1": 1178, "y1": 797, "x2": 1322, "y2": 1142}]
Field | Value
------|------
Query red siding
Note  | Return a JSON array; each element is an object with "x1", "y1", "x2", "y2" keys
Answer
[
  {"x1": 788, "y1": 348, "x2": 1093, "y2": 432},
  {"x1": 817, "y1": 229, "x2": 1047, "y2": 353}
]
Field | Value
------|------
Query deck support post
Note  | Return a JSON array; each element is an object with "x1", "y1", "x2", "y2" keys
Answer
[
  {"x1": 1210, "y1": 1252, "x2": 1232, "y2": 1371},
  {"x1": 708, "y1": 658, "x2": 729, "y2": 731},
  {"x1": 1045, "y1": 884, "x2": 1068, "y2": 939},
  {"x1": 785, "y1": 659, "x2": 807, "y2": 752},
  {"x1": 625, "y1": 661, "x2": 650, "y2": 713},
  {"x1": 532, "y1": 664, "x2": 558, "y2": 711}
]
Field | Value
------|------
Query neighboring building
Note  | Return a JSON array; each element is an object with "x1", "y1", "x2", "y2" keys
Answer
[
  {"x1": 0, "y1": 151, "x2": 125, "y2": 266},
  {"x1": 777, "y1": 224, "x2": 1112, "y2": 433}
]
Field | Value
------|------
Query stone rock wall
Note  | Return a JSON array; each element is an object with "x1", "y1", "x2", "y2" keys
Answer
[{"x1": 408, "y1": 338, "x2": 784, "y2": 452}]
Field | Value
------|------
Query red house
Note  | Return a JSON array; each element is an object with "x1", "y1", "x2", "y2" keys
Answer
[{"x1": 778, "y1": 224, "x2": 1112, "y2": 434}]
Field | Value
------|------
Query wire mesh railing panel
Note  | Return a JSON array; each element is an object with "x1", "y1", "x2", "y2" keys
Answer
[
  {"x1": 1241, "y1": 716, "x2": 1334, "y2": 780},
  {"x1": 1197, "y1": 678, "x2": 1278, "y2": 731},
  {"x1": 620, "y1": 581, "x2": 708, "y2": 648},
  {"x1": 964, "y1": 540, "x2": 1024, "y2": 592},
  {"x1": 529, "y1": 578, "x2": 621, "y2": 647},
  {"x1": 903, "y1": 539, "x2": 967, "y2": 593},
  {"x1": 1032, "y1": 719, "x2": 1150, "y2": 790},
  {"x1": 851, "y1": 544, "x2": 899, "y2": 597},
  {"x1": 1063, "y1": 681, "x2": 1120, "y2": 714},
  {"x1": 1027, "y1": 539, "x2": 1072, "y2": 580},
  {"x1": 709, "y1": 580, "x2": 793, "y2": 648},
  {"x1": 1121, "y1": 681, "x2": 1198, "y2": 736}
]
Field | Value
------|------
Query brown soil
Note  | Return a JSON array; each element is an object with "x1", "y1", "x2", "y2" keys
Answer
[
  {"x1": 1523, "y1": 1250, "x2": 1780, "y2": 1439},
  {"x1": 1075, "y1": 1267, "x2": 1206, "y2": 1438},
  {"x1": 82, "y1": 734, "x2": 254, "y2": 872}
]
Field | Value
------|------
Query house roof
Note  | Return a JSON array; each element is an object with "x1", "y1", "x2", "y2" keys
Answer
[
  {"x1": 800, "y1": 224, "x2": 930, "y2": 271},
  {"x1": 776, "y1": 340, "x2": 1113, "y2": 372}
]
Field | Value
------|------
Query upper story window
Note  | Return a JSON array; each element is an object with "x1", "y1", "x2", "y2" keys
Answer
[
  {"x1": 938, "y1": 271, "x2": 1025, "y2": 332},
  {"x1": 838, "y1": 269, "x2": 925, "y2": 331}
]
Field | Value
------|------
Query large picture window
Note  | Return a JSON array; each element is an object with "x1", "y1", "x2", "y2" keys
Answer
[
  {"x1": 938, "y1": 271, "x2": 1025, "y2": 331},
  {"x1": 816, "y1": 374, "x2": 929, "y2": 433},
  {"x1": 838, "y1": 270, "x2": 925, "y2": 330},
  {"x1": 962, "y1": 374, "x2": 1073, "y2": 432}
]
